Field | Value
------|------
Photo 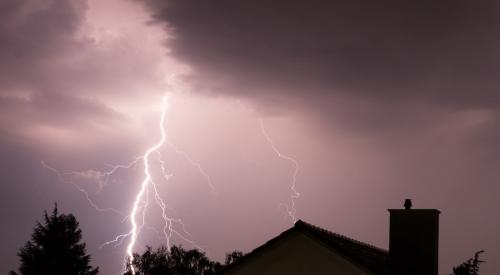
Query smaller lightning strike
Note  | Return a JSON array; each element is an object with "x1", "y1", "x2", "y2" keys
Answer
[
  {"x1": 165, "y1": 141, "x2": 216, "y2": 194},
  {"x1": 147, "y1": 175, "x2": 203, "y2": 252},
  {"x1": 99, "y1": 157, "x2": 143, "y2": 190},
  {"x1": 157, "y1": 152, "x2": 173, "y2": 183},
  {"x1": 42, "y1": 156, "x2": 142, "y2": 195},
  {"x1": 99, "y1": 231, "x2": 131, "y2": 249},
  {"x1": 40, "y1": 160, "x2": 125, "y2": 217},
  {"x1": 260, "y1": 119, "x2": 300, "y2": 224}
]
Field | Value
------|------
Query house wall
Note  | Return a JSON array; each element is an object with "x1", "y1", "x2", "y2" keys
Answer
[{"x1": 224, "y1": 231, "x2": 372, "y2": 275}]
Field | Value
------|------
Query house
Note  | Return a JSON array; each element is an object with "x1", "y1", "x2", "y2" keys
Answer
[{"x1": 222, "y1": 200, "x2": 439, "y2": 275}]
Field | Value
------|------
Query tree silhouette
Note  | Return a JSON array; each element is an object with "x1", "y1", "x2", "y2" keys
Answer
[
  {"x1": 124, "y1": 245, "x2": 244, "y2": 275},
  {"x1": 224, "y1": 251, "x2": 244, "y2": 266},
  {"x1": 450, "y1": 251, "x2": 484, "y2": 275},
  {"x1": 11, "y1": 204, "x2": 99, "y2": 275}
]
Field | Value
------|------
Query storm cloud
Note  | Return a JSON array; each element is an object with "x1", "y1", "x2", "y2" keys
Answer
[{"x1": 141, "y1": 0, "x2": 500, "y2": 127}]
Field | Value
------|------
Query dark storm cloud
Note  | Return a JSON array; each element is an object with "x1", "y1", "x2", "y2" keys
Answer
[
  {"x1": 0, "y1": 0, "x2": 85, "y2": 89},
  {"x1": 142, "y1": 0, "x2": 500, "y2": 113}
]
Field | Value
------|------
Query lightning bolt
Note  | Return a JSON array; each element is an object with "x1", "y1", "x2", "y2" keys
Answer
[
  {"x1": 125, "y1": 96, "x2": 168, "y2": 274},
  {"x1": 123, "y1": 95, "x2": 206, "y2": 274},
  {"x1": 41, "y1": 92, "x2": 213, "y2": 274},
  {"x1": 260, "y1": 119, "x2": 300, "y2": 224}
]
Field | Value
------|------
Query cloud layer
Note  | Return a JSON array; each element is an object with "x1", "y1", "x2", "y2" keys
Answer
[{"x1": 142, "y1": 0, "x2": 500, "y2": 122}]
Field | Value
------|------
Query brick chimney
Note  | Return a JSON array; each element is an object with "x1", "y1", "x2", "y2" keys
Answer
[{"x1": 388, "y1": 200, "x2": 440, "y2": 275}]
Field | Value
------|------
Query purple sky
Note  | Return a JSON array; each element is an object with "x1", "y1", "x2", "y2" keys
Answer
[{"x1": 1, "y1": 1, "x2": 499, "y2": 274}]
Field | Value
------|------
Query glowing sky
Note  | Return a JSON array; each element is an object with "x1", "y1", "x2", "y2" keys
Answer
[{"x1": 1, "y1": 1, "x2": 499, "y2": 274}]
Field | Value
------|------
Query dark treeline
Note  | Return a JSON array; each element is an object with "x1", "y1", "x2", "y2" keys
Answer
[
  {"x1": 10, "y1": 205, "x2": 483, "y2": 275},
  {"x1": 124, "y1": 246, "x2": 243, "y2": 275}
]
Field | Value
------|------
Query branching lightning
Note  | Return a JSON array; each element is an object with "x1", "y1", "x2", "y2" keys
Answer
[
  {"x1": 41, "y1": 93, "x2": 213, "y2": 274},
  {"x1": 166, "y1": 141, "x2": 216, "y2": 194},
  {"x1": 40, "y1": 160, "x2": 125, "y2": 217},
  {"x1": 260, "y1": 119, "x2": 300, "y2": 224},
  {"x1": 125, "y1": 96, "x2": 168, "y2": 274},
  {"x1": 122, "y1": 96, "x2": 204, "y2": 274}
]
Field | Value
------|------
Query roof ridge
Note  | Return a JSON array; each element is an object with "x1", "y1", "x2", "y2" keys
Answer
[{"x1": 295, "y1": 220, "x2": 388, "y2": 254}]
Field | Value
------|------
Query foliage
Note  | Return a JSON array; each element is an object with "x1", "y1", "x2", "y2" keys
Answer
[
  {"x1": 450, "y1": 250, "x2": 485, "y2": 275},
  {"x1": 224, "y1": 251, "x2": 244, "y2": 266},
  {"x1": 124, "y1": 245, "x2": 245, "y2": 275},
  {"x1": 11, "y1": 205, "x2": 99, "y2": 275}
]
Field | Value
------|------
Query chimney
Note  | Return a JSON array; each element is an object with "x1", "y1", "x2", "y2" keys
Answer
[{"x1": 388, "y1": 200, "x2": 440, "y2": 275}]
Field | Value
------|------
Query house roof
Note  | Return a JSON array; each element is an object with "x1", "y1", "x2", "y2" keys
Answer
[{"x1": 220, "y1": 220, "x2": 395, "y2": 275}]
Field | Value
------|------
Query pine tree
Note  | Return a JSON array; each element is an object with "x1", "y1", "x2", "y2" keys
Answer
[{"x1": 11, "y1": 205, "x2": 99, "y2": 275}]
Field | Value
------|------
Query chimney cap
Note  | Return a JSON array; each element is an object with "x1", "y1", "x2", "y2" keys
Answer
[{"x1": 404, "y1": 199, "x2": 412, "y2": 210}]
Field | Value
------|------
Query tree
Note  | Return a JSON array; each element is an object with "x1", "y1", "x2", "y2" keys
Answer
[
  {"x1": 224, "y1": 251, "x2": 244, "y2": 266},
  {"x1": 450, "y1": 251, "x2": 485, "y2": 275},
  {"x1": 11, "y1": 205, "x2": 99, "y2": 275},
  {"x1": 124, "y1": 245, "x2": 244, "y2": 275}
]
